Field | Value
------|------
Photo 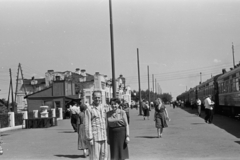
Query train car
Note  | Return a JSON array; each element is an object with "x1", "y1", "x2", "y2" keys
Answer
[
  {"x1": 196, "y1": 74, "x2": 221, "y2": 112},
  {"x1": 177, "y1": 91, "x2": 189, "y2": 104},
  {"x1": 189, "y1": 87, "x2": 197, "y2": 107},
  {"x1": 217, "y1": 66, "x2": 240, "y2": 116}
]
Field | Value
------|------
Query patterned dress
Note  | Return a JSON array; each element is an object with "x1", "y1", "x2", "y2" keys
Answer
[{"x1": 155, "y1": 104, "x2": 168, "y2": 128}]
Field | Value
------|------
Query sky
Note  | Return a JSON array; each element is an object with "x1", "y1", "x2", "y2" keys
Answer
[{"x1": 1, "y1": 0, "x2": 240, "y2": 100}]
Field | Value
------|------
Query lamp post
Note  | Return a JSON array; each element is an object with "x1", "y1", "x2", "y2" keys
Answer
[{"x1": 109, "y1": 0, "x2": 116, "y2": 98}]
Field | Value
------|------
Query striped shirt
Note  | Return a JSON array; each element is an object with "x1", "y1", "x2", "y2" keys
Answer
[{"x1": 84, "y1": 104, "x2": 110, "y2": 142}]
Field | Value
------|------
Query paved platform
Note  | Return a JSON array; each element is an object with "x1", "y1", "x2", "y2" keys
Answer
[{"x1": 1, "y1": 105, "x2": 240, "y2": 160}]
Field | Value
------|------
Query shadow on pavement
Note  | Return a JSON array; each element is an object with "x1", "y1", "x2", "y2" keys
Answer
[
  {"x1": 180, "y1": 107, "x2": 240, "y2": 138},
  {"x1": 135, "y1": 136, "x2": 158, "y2": 139},
  {"x1": 191, "y1": 123, "x2": 205, "y2": 125},
  {"x1": 235, "y1": 141, "x2": 240, "y2": 145},
  {"x1": 1, "y1": 134, "x2": 9, "y2": 137},
  {"x1": 58, "y1": 131, "x2": 75, "y2": 133},
  {"x1": 55, "y1": 154, "x2": 86, "y2": 158}
]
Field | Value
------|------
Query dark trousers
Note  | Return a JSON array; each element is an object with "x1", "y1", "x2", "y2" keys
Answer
[
  {"x1": 197, "y1": 105, "x2": 201, "y2": 116},
  {"x1": 205, "y1": 109, "x2": 214, "y2": 123},
  {"x1": 71, "y1": 114, "x2": 78, "y2": 131}
]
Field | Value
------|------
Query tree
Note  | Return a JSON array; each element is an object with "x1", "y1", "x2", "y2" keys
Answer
[{"x1": 160, "y1": 93, "x2": 172, "y2": 103}]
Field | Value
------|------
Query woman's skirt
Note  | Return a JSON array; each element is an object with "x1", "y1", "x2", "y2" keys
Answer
[
  {"x1": 109, "y1": 126, "x2": 129, "y2": 160},
  {"x1": 155, "y1": 117, "x2": 168, "y2": 129},
  {"x1": 77, "y1": 124, "x2": 88, "y2": 150}
]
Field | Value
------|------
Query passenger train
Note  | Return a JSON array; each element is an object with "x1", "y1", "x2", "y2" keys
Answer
[{"x1": 177, "y1": 64, "x2": 240, "y2": 116}]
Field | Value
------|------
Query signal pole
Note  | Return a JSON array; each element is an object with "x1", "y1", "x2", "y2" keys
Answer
[
  {"x1": 232, "y1": 42, "x2": 235, "y2": 67},
  {"x1": 109, "y1": 0, "x2": 116, "y2": 98},
  {"x1": 137, "y1": 48, "x2": 142, "y2": 115},
  {"x1": 147, "y1": 66, "x2": 150, "y2": 104}
]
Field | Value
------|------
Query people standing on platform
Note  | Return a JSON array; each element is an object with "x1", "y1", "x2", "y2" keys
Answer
[
  {"x1": 107, "y1": 98, "x2": 130, "y2": 160},
  {"x1": 68, "y1": 100, "x2": 80, "y2": 132},
  {"x1": 84, "y1": 91, "x2": 109, "y2": 160},
  {"x1": 154, "y1": 98, "x2": 170, "y2": 138},
  {"x1": 196, "y1": 98, "x2": 202, "y2": 117},
  {"x1": 77, "y1": 104, "x2": 88, "y2": 157},
  {"x1": 204, "y1": 95, "x2": 215, "y2": 124}
]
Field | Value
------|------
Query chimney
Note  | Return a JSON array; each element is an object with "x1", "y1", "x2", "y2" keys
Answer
[
  {"x1": 48, "y1": 70, "x2": 54, "y2": 73},
  {"x1": 222, "y1": 69, "x2": 226, "y2": 74},
  {"x1": 75, "y1": 68, "x2": 80, "y2": 74},
  {"x1": 81, "y1": 69, "x2": 86, "y2": 76}
]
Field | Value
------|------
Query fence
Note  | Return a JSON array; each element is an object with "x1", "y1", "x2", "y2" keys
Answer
[
  {"x1": 0, "y1": 114, "x2": 9, "y2": 128},
  {"x1": 14, "y1": 113, "x2": 23, "y2": 126}
]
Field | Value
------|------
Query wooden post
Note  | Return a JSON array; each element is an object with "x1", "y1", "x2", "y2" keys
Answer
[{"x1": 137, "y1": 48, "x2": 142, "y2": 115}]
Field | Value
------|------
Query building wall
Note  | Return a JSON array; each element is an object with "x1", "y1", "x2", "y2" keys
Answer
[
  {"x1": 27, "y1": 99, "x2": 44, "y2": 112},
  {"x1": 53, "y1": 82, "x2": 64, "y2": 96}
]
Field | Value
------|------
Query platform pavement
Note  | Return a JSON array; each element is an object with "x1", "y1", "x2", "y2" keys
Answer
[{"x1": 1, "y1": 105, "x2": 240, "y2": 160}]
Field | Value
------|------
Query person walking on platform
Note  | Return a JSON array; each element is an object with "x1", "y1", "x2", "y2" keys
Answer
[
  {"x1": 204, "y1": 95, "x2": 215, "y2": 124},
  {"x1": 154, "y1": 98, "x2": 170, "y2": 138},
  {"x1": 107, "y1": 98, "x2": 130, "y2": 160},
  {"x1": 77, "y1": 104, "x2": 89, "y2": 157},
  {"x1": 196, "y1": 98, "x2": 202, "y2": 117},
  {"x1": 143, "y1": 101, "x2": 150, "y2": 120},
  {"x1": 68, "y1": 100, "x2": 80, "y2": 132},
  {"x1": 84, "y1": 91, "x2": 110, "y2": 160}
]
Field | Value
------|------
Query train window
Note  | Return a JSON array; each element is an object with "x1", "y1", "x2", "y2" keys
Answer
[
  {"x1": 232, "y1": 78, "x2": 236, "y2": 92},
  {"x1": 224, "y1": 80, "x2": 228, "y2": 93},
  {"x1": 238, "y1": 78, "x2": 240, "y2": 91},
  {"x1": 229, "y1": 79, "x2": 232, "y2": 92},
  {"x1": 220, "y1": 83, "x2": 223, "y2": 93},
  {"x1": 236, "y1": 78, "x2": 239, "y2": 91}
]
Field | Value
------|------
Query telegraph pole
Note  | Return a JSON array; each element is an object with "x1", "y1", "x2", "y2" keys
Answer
[
  {"x1": 152, "y1": 74, "x2": 155, "y2": 100},
  {"x1": 232, "y1": 42, "x2": 235, "y2": 67},
  {"x1": 200, "y1": 72, "x2": 202, "y2": 84},
  {"x1": 15, "y1": 63, "x2": 20, "y2": 104},
  {"x1": 19, "y1": 63, "x2": 27, "y2": 95},
  {"x1": 137, "y1": 48, "x2": 142, "y2": 115},
  {"x1": 156, "y1": 82, "x2": 158, "y2": 95},
  {"x1": 9, "y1": 69, "x2": 15, "y2": 112},
  {"x1": 147, "y1": 66, "x2": 150, "y2": 104},
  {"x1": 109, "y1": 0, "x2": 116, "y2": 98}
]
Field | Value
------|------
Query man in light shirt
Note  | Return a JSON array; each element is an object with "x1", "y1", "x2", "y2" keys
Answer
[
  {"x1": 84, "y1": 91, "x2": 110, "y2": 160},
  {"x1": 196, "y1": 98, "x2": 201, "y2": 117},
  {"x1": 204, "y1": 95, "x2": 215, "y2": 124},
  {"x1": 68, "y1": 100, "x2": 80, "y2": 132}
]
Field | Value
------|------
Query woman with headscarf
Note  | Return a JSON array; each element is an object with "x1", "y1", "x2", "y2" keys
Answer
[
  {"x1": 77, "y1": 103, "x2": 88, "y2": 157},
  {"x1": 154, "y1": 98, "x2": 170, "y2": 138}
]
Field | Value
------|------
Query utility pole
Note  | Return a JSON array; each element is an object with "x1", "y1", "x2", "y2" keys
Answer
[
  {"x1": 147, "y1": 66, "x2": 150, "y2": 104},
  {"x1": 200, "y1": 72, "x2": 202, "y2": 84},
  {"x1": 137, "y1": 48, "x2": 142, "y2": 115},
  {"x1": 109, "y1": 0, "x2": 116, "y2": 98},
  {"x1": 19, "y1": 63, "x2": 27, "y2": 95},
  {"x1": 152, "y1": 74, "x2": 154, "y2": 100},
  {"x1": 232, "y1": 42, "x2": 235, "y2": 67},
  {"x1": 155, "y1": 78, "x2": 158, "y2": 98},
  {"x1": 8, "y1": 69, "x2": 15, "y2": 112},
  {"x1": 15, "y1": 63, "x2": 20, "y2": 105}
]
